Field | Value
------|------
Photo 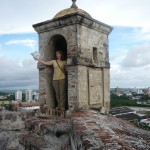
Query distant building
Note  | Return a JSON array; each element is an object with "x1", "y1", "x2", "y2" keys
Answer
[
  {"x1": 33, "y1": 91, "x2": 39, "y2": 101},
  {"x1": 11, "y1": 102, "x2": 40, "y2": 111},
  {"x1": 132, "y1": 87, "x2": 143, "y2": 94},
  {"x1": 15, "y1": 90, "x2": 22, "y2": 101},
  {"x1": 116, "y1": 113, "x2": 140, "y2": 123},
  {"x1": 26, "y1": 89, "x2": 33, "y2": 102},
  {"x1": 109, "y1": 107, "x2": 141, "y2": 124},
  {"x1": 125, "y1": 91, "x2": 132, "y2": 96},
  {"x1": 0, "y1": 96, "x2": 7, "y2": 99},
  {"x1": 146, "y1": 87, "x2": 150, "y2": 96},
  {"x1": 109, "y1": 107, "x2": 136, "y2": 116},
  {"x1": 137, "y1": 89, "x2": 143, "y2": 94},
  {"x1": 115, "y1": 87, "x2": 120, "y2": 94},
  {"x1": 18, "y1": 102, "x2": 40, "y2": 111},
  {"x1": 132, "y1": 87, "x2": 138, "y2": 93}
]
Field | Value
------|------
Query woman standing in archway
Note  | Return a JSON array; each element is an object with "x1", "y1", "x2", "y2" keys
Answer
[{"x1": 34, "y1": 50, "x2": 67, "y2": 111}]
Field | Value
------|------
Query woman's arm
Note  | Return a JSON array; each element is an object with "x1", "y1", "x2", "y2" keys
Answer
[{"x1": 34, "y1": 57, "x2": 53, "y2": 66}]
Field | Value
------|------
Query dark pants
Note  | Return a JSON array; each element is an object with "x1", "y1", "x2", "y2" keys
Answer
[{"x1": 52, "y1": 79, "x2": 66, "y2": 109}]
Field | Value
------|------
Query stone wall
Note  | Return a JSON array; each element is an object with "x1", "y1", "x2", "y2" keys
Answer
[
  {"x1": 77, "y1": 24, "x2": 109, "y2": 67},
  {"x1": 0, "y1": 110, "x2": 36, "y2": 150},
  {"x1": 1, "y1": 110, "x2": 150, "y2": 150},
  {"x1": 68, "y1": 66, "x2": 78, "y2": 110}
]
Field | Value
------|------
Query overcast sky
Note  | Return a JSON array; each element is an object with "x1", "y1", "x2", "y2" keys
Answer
[{"x1": 0, "y1": 0, "x2": 150, "y2": 90}]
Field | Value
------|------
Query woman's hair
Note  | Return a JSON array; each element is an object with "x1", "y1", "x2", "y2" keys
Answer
[{"x1": 55, "y1": 50, "x2": 65, "y2": 60}]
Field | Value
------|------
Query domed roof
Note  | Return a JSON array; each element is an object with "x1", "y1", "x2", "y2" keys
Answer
[{"x1": 53, "y1": 0, "x2": 92, "y2": 19}]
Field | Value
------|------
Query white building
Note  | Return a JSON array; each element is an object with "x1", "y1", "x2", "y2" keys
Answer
[
  {"x1": 132, "y1": 87, "x2": 138, "y2": 93},
  {"x1": 140, "y1": 118, "x2": 150, "y2": 127},
  {"x1": 15, "y1": 90, "x2": 22, "y2": 101},
  {"x1": 132, "y1": 87, "x2": 143, "y2": 94},
  {"x1": 137, "y1": 89, "x2": 143, "y2": 94},
  {"x1": 25, "y1": 89, "x2": 33, "y2": 101},
  {"x1": 33, "y1": 91, "x2": 39, "y2": 101},
  {"x1": 115, "y1": 87, "x2": 120, "y2": 94},
  {"x1": 146, "y1": 87, "x2": 150, "y2": 96}
]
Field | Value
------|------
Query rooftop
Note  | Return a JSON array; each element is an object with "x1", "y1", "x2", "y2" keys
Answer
[
  {"x1": 109, "y1": 107, "x2": 135, "y2": 115},
  {"x1": 116, "y1": 113, "x2": 140, "y2": 121}
]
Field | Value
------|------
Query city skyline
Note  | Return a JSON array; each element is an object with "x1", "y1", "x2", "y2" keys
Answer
[{"x1": 0, "y1": 0, "x2": 150, "y2": 90}]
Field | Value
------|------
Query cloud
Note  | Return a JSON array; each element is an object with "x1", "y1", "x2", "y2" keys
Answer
[
  {"x1": 110, "y1": 63, "x2": 150, "y2": 88},
  {"x1": 1, "y1": 0, "x2": 150, "y2": 89},
  {"x1": 6, "y1": 39, "x2": 36, "y2": 49},
  {"x1": 110, "y1": 42, "x2": 150, "y2": 88},
  {"x1": 0, "y1": 0, "x2": 69, "y2": 34},
  {"x1": 0, "y1": 0, "x2": 150, "y2": 34},
  {"x1": 122, "y1": 43, "x2": 150, "y2": 68},
  {"x1": 132, "y1": 27, "x2": 150, "y2": 42},
  {"x1": 0, "y1": 55, "x2": 38, "y2": 90}
]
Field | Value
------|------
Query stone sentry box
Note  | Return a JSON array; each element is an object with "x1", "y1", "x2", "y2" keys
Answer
[{"x1": 33, "y1": 0, "x2": 112, "y2": 113}]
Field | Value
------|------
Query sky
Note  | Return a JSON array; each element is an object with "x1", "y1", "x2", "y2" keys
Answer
[{"x1": 0, "y1": 0, "x2": 150, "y2": 90}]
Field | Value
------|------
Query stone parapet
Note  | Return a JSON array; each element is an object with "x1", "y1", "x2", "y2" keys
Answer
[
  {"x1": 0, "y1": 110, "x2": 150, "y2": 149},
  {"x1": 33, "y1": 14, "x2": 112, "y2": 35}
]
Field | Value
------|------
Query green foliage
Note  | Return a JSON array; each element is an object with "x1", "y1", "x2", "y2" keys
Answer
[
  {"x1": 132, "y1": 92, "x2": 150, "y2": 101},
  {"x1": 0, "y1": 92, "x2": 15, "y2": 101},
  {"x1": 111, "y1": 99, "x2": 136, "y2": 107},
  {"x1": 111, "y1": 93, "x2": 130, "y2": 101},
  {"x1": 140, "y1": 94, "x2": 150, "y2": 100},
  {"x1": 7, "y1": 93, "x2": 15, "y2": 100},
  {"x1": 110, "y1": 94, "x2": 136, "y2": 107},
  {"x1": 0, "y1": 92, "x2": 7, "y2": 96},
  {"x1": 110, "y1": 93, "x2": 150, "y2": 107},
  {"x1": 4, "y1": 104, "x2": 12, "y2": 110}
]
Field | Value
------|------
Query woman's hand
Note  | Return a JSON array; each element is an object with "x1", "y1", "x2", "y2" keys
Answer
[
  {"x1": 33, "y1": 56, "x2": 39, "y2": 61},
  {"x1": 33, "y1": 57, "x2": 52, "y2": 66}
]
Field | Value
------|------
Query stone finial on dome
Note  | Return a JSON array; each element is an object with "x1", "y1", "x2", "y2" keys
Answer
[
  {"x1": 53, "y1": 0, "x2": 92, "y2": 19},
  {"x1": 71, "y1": 0, "x2": 78, "y2": 9}
]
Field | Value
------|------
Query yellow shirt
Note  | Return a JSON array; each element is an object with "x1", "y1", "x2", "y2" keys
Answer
[{"x1": 51, "y1": 60, "x2": 67, "y2": 80}]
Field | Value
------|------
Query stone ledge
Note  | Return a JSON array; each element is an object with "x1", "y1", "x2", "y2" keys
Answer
[
  {"x1": 25, "y1": 118, "x2": 71, "y2": 135},
  {"x1": 0, "y1": 110, "x2": 150, "y2": 150},
  {"x1": 33, "y1": 14, "x2": 112, "y2": 34}
]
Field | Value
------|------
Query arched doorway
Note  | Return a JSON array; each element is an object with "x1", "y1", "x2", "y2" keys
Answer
[
  {"x1": 53, "y1": 35, "x2": 67, "y2": 60},
  {"x1": 46, "y1": 34, "x2": 68, "y2": 109}
]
